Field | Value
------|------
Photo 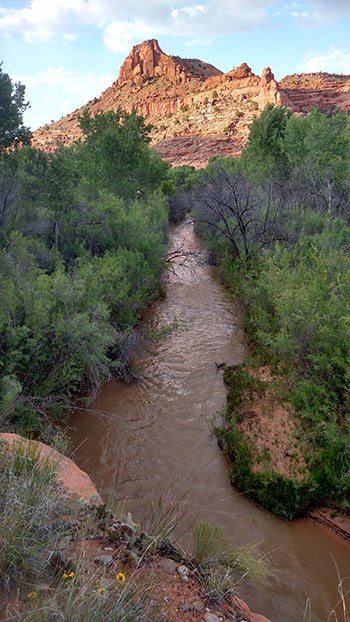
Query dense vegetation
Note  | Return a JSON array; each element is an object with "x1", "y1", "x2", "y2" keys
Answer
[
  {"x1": 172, "y1": 105, "x2": 350, "y2": 516},
  {"x1": 0, "y1": 67, "x2": 171, "y2": 435}
]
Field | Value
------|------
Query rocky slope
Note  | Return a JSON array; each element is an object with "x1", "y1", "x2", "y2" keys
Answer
[
  {"x1": 32, "y1": 39, "x2": 350, "y2": 167},
  {"x1": 280, "y1": 72, "x2": 350, "y2": 113}
]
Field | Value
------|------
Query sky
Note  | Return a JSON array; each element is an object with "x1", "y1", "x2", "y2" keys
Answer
[{"x1": 1, "y1": 0, "x2": 350, "y2": 130}]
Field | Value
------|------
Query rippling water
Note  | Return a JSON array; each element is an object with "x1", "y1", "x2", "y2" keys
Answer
[{"x1": 68, "y1": 219, "x2": 350, "y2": 622}]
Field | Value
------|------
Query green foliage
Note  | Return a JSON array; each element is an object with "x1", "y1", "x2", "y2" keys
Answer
[
  {"x1": 204, "y1": 155, "x2": 241, "y2": 177},
  {"x1": 284, "y1": 107, "x2": 350, "y2": 182},
  {"x1": 0, "y1": 63, "x2": 31, "y2": 151},
  {"x1": 216, "y1": 369, "x2": 317, "y2": 519},
  {"x1": 220, "y1": 224, "x2": 350, "y2": 511},
  {"x1": 77, "y1": 108, "x2": 168, "y2": 201},
  {"x1": 168, "y1": 165, "x2": 196, "y2": 188},
  {"x1": 0, "y1": 234, "x2": 115, "y2": 420},
  {"x1": 0, "y1": 107, "x2": 169, "y2": 431},
  {"x1": 18, "y1": 578, "x2": 161, "y2": 622},
  {"x1": 182, "y1": 104, "x2": 350, "y2": 515},
  {"x1": 0, "y1": 439, "x2": 161, "y2": 621},
  {"x1": 241, "y1": 104, "x2": 292, "y2": 179}
]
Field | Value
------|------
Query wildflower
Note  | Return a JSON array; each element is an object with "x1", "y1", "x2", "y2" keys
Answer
[
  {"x1": 63, "y1": 571, "x2": 75, "y2": 580},
  {"x1": 115, "y1": 572, "x2": 126, "y2": 583},
  {"x1": 28, "y1": 591, "x2": 37, "y2": 599},
  {"x1": 97, "y1": 586, "x2": 105, "y2": 594}
]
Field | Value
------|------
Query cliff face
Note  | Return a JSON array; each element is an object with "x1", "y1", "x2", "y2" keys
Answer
[
  {"x1": 32, "y1": 40, "x2": 350, "y2": 167},
  {"x1": 279, "y1": 72, "x2": 350, "y2": 113},
  {"x1": 117, "y1": 38, "x2": 222, "y2": 86}
]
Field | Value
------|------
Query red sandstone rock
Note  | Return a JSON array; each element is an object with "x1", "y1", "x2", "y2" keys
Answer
[
  {"x1": 257, "y1": 67, "x2": 282, "y2": 109},
  {"x1": 117, "y1": 39, "x2": 221, "y2": 87},
  {"x1": 118, "y1": 39, "x2": 187, "y2": 87},
  {"x1": 0, "y1": 433, "x2": 103, "y2": 506},
  {"x1": 224, "y1": 62, "x2": 260, "y2": 87},
  {"x1": 231, "y1": 62, "x2": 255, "y2": 79},
  {"x1": 31, "y1": 39, "x2": 350, "y2": 167},
  {"x1": 231, "y1": 595, "x2": 252, "y2": 617}
]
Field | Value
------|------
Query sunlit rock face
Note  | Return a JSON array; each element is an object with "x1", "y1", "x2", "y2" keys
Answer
[{"x1": 32, "y1": 39, "x2": 350, "y2": 168}]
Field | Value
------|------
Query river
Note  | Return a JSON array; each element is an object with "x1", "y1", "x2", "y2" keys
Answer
[{"x1": 68, "y1": 219, "x2": 350, "y2": 622}]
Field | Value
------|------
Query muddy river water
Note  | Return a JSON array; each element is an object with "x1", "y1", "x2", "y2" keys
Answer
[{"x1": 68, "y1": 220, "x2": 350, "y2": 621}]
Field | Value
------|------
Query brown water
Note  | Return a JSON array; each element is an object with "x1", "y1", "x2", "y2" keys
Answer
[{"x1": 68, "y1": 220, "x2": 350, "y2": 622}]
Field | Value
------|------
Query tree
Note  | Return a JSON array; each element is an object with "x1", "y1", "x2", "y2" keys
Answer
[
  {"x1": 191, "y1": 169, "x2": 260, "y2": 263},
  {"x1": 77, "y1": 108, "x2": 167, "y2": 201},
  {"x1": 241, "y1": 104, "x2": 292, "y2": 180},
  {"x1": 0, "y1": 63, "x2": 31, "y2": 151}
]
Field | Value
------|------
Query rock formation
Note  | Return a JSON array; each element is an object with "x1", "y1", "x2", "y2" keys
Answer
[
  {"x1": 0, "y1": 432, "x2": 102, "y2": 505},
  {"x1": 257, "y1": 66, "x2": 292, "y2": 109},
  {"x1": 280, "y1": 71, "x2": 350, "y2": 113},
  {"x1": 117, "y1": 38, "x2": 221, "y2": 87},
  {"x1": 117, "y1": 39, "x2": 189, "y2": 86},
  {"x1": 32, "y1": 39, "x2": 350, "y2": 168}
]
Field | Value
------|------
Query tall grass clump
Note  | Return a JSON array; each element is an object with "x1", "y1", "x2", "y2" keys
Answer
[
  {"x1": 192, "y1": 519, "x2": 270, "y2": 603},
  {"x1": 0, "y1": 440, "x2": 77, "y2": 591}
]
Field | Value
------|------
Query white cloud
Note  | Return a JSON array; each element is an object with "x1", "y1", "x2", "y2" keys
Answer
[
  {"x1": 0, "y1": 0, "x2": 87, "y2": 42},
  {"x1": 0, "y1": 0, "x2": 273, "y2": 49},
  {"x1": 171, "y1": 5, "x2": 208, "y2": 20},
  {"x1": 298, "y1": 47, "x2": 350, "y2": 72},
  {"x1": 2, "y1": 0, "x2": 350, "y2": 51},
  {"x1": 185, "y1": 36, "x2": 212, "y2": 47},
  {"x1": 12, "y1": 67, "x2": 113, "y2": 129},
  {"x1": 103, "y1": 19, "x2": 160, "y2": 53},
  {"x1": 279, "y1": 0, "x2": 350, "y2": 25},
  {"x1": 308, "y1": 0, "x2": 350, "y2": 18},
  {"x1": 289, "y1": 9, "x2": 318, "y2": 25}
]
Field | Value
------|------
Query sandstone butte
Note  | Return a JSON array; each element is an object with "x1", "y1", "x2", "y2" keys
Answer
[{"x1": 32, "y1": 38, "x2": 350, "y2": 168}]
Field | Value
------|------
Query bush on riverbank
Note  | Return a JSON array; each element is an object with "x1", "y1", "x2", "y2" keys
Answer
[{"x1": 0, "y1": 107, "x2": 171, "y2": 434}]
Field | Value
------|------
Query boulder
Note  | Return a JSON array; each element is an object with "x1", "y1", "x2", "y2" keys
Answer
[{"x1": 0, "y1": 433, "x2": 103, "y2": 506}]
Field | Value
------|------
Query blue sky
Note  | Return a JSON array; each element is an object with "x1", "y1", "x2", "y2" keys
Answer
[{"x1": 1, "y1": 0, "x2": 350, "y2": 130}]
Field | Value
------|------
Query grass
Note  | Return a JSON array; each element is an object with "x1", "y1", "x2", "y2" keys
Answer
[
  {"x1": 0, "y1": 439, "x2": 79, "y2": 592},
  {"x1": 215, "y1": 366, "x2": 318, "y2": 519},
  {"x1": 191, "y1": 519, "x2": 270, "y2": 604},
  {"x1": 141, "y1": 491, "x2": 189, "y2": 554},
  {"x1": 2, "y1": 436, "x2": 345, "y2": 621},
  {"x1": 9, "y1": 565, "x2": 162, "y2": 622},
  {"x1": 0, "y1": 439, "x2": 163, "y2": 621},
  {"x1": 302, "y1": 560, "x2": 350, "y2": 622}
]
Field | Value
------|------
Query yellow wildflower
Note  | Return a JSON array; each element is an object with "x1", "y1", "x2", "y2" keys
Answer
[
  {"x1": 63, "y1": 571, "x2": 75, "y2": 580},
  {"x1": 115, "y1": 572, "x2": 126, "y2": 583},
  {"x1": 97, "y1": 586, "x2": 105, "y2": 594},
  {"x1": 28, "y1": 591, "x2": 37, "y2": 599}
]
